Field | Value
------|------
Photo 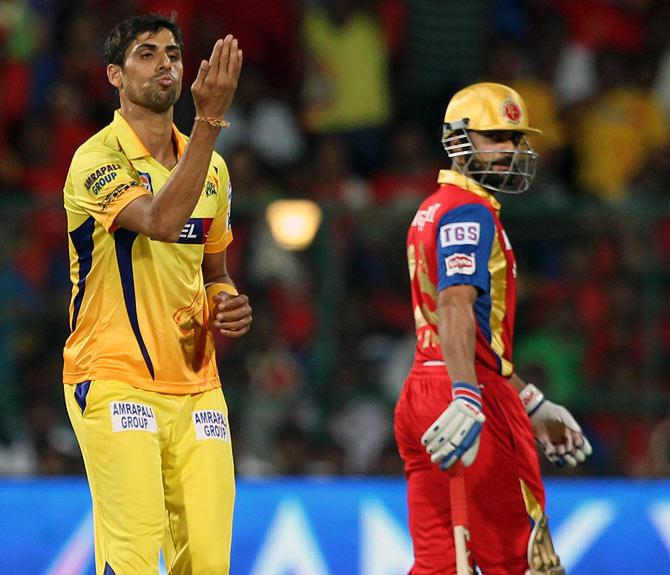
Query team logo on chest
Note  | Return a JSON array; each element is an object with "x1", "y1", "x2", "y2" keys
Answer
[
  {"x1": 138, "y1": 171, "x2": 154, "y2": 193},
  {"x1": 204, "y1": 173, "x2": 218, "y2": 197}
]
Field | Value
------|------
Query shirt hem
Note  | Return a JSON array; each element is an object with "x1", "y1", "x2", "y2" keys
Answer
[{"x1": 63, "y1": 371, "x2": 221, "y2": 395}]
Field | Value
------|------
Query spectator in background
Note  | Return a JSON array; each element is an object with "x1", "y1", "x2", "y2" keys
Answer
[
  {"x1": 515, "y1": 297, "x2": 586, "y2": 406},
  {"x1": 301, "y1": 0, "x2": 392, "y2": 175},
  {"x1": 551, "y1": 0, "x2": 650, "y2": 106},
  {"x1": 0, "y1": 0, "x2": 39, "y2": 186},
  {"x1": 482, "y1": 35, "x2": 567, "y2": 187},
  {"x1": 371, "y1": 122, "x2": 439, "y2": 208},
  {"x1": 309, "y1": 135, "x2": 371, "y2": 210},
  {"x1": 572, "y1": 50, "x2": 669, "y2": 202},
  {"x1": 192, "y1": 0, "x2": 301, "y2": 97},
  {"x1": 215, "y1": 65, "x2": 305, "y2": 171},
  {"x1": 396, "y1": 0, "x2": 487, "y2": 137}
]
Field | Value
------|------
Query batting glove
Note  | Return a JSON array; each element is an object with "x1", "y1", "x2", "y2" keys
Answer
[
  {"x1": 422, "y1": 382, "x2": 486, "y2": 471},
  {"x1": 520, "y1": 383, "x2": 592, "y2": 468}
]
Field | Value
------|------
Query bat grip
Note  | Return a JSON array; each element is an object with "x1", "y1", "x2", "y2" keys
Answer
[{"x1": 449, "y1": 462, "x2": 469, "y2": 526}]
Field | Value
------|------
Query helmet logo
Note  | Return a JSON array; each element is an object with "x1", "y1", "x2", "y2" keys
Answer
[{"x1": 501, "y1": 98, "x2": 522, "y2": 125}]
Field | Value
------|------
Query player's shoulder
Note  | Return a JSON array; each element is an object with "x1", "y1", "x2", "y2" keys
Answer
[{"x1": 70, "y1": 123, "x2": 124, "y2": 167}]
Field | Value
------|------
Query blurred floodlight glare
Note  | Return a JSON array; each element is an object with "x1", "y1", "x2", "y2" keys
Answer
[{"x1": 266, "y1": 199, "x2": 322, "y2": 250}]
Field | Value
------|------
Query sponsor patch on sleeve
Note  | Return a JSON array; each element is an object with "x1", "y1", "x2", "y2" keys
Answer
[
  {"x1": 110, "y1": 401, "x2": 158, "y2": 432},
  {"x1": 439, "y1": 222, "x2": 480, "y2": 247},
  {"x1": 99, "y1": 182, "x2": 134, "y2": 211},
  {"x1": 84, "y1": 163, "x2": 122, "y2": 195},
  {"x1": 193, "y1": 410, "x2": 230, "y2": 441},
  {"x1": 445, "y1": 252, "x2": 476, "y2": 276}
]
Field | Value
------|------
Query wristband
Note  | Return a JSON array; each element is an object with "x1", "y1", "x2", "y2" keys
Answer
[
  {"x1": 206, "y1": 282, "x2": 238, "y2": 315},
  {"x1": 519, "y1": 383, "x2": 545, "y2": 417},
  {"x1": 452, "y1": 381, "x2": 482, "y2": 411}
]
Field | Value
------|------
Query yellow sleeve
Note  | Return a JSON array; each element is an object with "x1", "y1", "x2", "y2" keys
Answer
[
  {"x1": 65, "y1": 145, "x2": 151, "y2": 232},
  {"x1": 204, "y1": 156, "x2": 233, "y2": 254}
]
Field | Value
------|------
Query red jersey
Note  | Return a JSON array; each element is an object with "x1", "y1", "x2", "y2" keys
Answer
[{"x1": 406, "y1": 170, "x2": 517, "y2": 376}]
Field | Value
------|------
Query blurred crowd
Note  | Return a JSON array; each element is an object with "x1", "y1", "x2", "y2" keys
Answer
[{"x1": 0, "y1": 0, "x2": 669, "y2": 479}]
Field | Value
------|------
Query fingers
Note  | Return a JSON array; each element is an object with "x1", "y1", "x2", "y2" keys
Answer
[
  {"x1": 218, "y1": 36, "x2": 239, "y2": 83},
  {"x1": 209, "y1": 37, "x2": 226, "y2": 76},
  {"x1": 213, "y1": 311, "x2": 252, "y2": 332},
  {"x1": 426, "y1": 414, "x2": 466, "y2": 462},
  {"x1": 539, "y1": 431, "x2": 592, "y2": 468},
  {"x1": 422, "y1": 410, "x2": 462, "y2": 449},
  {"x1": 191, "y1": 59, "x2": 210, "y2": 92},
  {"x1": 210, "y1": 293, "x2": 252, "y2": 338},
  {"x1": 213, "y1": 317, "x2": 252, "y2": 337},
  {"x1": 439, "y1": 427, "x2": 482, "y2": 470},
  {"x1": 213, "y1": 294, "x2": 249, "y2": 310}
]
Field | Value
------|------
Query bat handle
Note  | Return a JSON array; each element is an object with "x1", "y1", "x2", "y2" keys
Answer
[{"x1": 450, "y1": 463, "x2": 472, "y2": 575}]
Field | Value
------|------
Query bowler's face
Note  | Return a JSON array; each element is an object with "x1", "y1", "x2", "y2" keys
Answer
[{"x1": 114, "y1": 28, "x2": 183, "y2": 113}]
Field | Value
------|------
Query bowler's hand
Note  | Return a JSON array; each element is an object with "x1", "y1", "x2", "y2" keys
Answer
[
  {"x1": 191, "y1": 35, "x2": 243, "y2": 120},
  {"x1": 211, "y1": 293, "x2": 252, "y2": 338}
]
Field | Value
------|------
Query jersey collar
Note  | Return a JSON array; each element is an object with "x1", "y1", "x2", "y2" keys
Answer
[
  {"x1": 112, "y1": 110, "x2": 187, "y2": 160},
  {"x1": 437, "y1": 169, "x2": 501, "y2": 212}
]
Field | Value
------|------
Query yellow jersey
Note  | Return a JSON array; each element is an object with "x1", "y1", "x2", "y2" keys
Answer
[{"x1": 63, "y1": 111, "x2": 233, "y2": 394}]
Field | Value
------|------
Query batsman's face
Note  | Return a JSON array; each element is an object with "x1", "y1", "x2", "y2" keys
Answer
[
  {"x1": 468, "y1": 130, "x2": 522, "y2": 170},
  {"x1": 110, "y1": 28, "x2": 183, "y2": 113}
]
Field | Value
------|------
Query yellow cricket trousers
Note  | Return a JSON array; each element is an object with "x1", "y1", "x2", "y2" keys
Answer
[{"x1": 64, "y1": 379, "x2": 235, "y2": 574}]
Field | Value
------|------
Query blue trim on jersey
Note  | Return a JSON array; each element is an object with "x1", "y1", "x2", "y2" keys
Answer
[
  {"x1": 436, "y1": 204, "x2": 495, "y2": 293},
  {"x1": 474, "y1": 293, "x2": 493, "y2": 346},
  {"x1": 114, "y1": 229, "x2": 155, "y2": 380},
  {"x1": 104, "y1": 562, "x2": 117, "y2": 575},
  {"x1": 74, "y1": 381, "x2": 91, "y2": 413},
  {"x1": 69, "y1": 217, "x2": 95, "y2": 332}
]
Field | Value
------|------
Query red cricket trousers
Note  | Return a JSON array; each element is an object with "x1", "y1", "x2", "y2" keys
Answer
[{"x1": 394, "y1": 364, "x2": 545, "y2": 575}]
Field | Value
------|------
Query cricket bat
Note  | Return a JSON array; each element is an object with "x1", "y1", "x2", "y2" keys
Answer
[{"x1": 449, "y1": 462, "x2": 472, "y2": 575}]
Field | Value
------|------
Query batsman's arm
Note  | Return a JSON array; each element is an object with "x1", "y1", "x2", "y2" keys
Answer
[
  {"x1": 436, "y1": 285, "x2": 478, "y2": 385},
  {"x1": 420, "y1": 284, "x2": 485, "y2": 471}
]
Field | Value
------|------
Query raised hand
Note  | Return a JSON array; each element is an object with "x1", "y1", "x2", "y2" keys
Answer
[{"x1": 191, "y1": 35, "x2": 243, "y2": 122}]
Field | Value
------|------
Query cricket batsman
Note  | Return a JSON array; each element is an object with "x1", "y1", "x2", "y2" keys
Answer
[{"x1": 394, "y1": 82, "x2": 592, "y2": 574}]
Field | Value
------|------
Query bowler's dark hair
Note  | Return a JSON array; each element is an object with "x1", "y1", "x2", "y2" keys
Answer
[{"x1": 104, "y1": 14, "x2": 183, "y2": 67}]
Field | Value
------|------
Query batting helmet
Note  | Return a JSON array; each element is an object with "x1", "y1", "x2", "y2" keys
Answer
[{"x1": 442, "y1": 82, "x2": 542, "y2": 193}]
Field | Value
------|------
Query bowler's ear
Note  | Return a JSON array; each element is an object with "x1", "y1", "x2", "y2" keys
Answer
[{"x1": 107, "y1": 64, "x2": 122, "y2": 89}]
